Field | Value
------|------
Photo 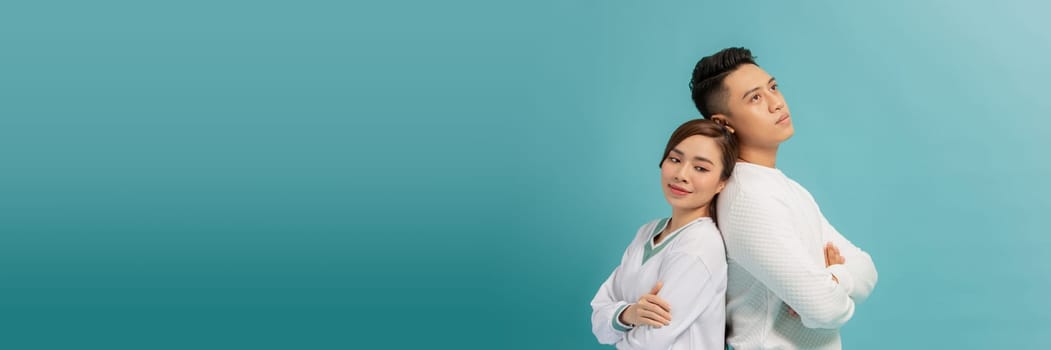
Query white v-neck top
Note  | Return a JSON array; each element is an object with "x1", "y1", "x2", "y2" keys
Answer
[{"x1": 592, "y1": 217, "x2": 728, "y2": 350}]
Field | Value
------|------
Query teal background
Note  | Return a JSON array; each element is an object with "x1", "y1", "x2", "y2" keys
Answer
[{"x1": 2, "y1": 0, "x2": 1049, "y2": 349}]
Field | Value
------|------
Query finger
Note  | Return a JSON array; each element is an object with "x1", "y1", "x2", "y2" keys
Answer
[
  {"x1": 825, "y1": 243, "x2": 836, "y2": 265},
  {"x1": 640, "y1": 310, "x2": 671, "y2": 326},
  {"x1": 643, "y1": 295, "x2": 672, "y2": 313},
  {"x1": 827, "y1": 246, "x2": 843, "y2": 264},
  {"x1": 649, "y1": 281, "x2": 664, "y2": 295},
  {"x1": 637, "y1": 315, "x2": 665, "y2": 328},
  {"x1": 636, "y1": 317, "x2": 664, "y2": 328},
  {"x1": 645, "y1": 310, "x2": 672, "y2": 326},
  {"x1": 640, "y1": 301, "x2": 672, "y2": 321}
]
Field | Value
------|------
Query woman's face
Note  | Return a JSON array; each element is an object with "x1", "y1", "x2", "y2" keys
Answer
[{"x1": 660, "y1": 135, "x2": 727, "y2": 214}]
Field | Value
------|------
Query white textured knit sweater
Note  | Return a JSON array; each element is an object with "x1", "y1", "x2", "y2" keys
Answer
[{"x1": 716, "y1": 162, "x2": 878, "y2": 349}]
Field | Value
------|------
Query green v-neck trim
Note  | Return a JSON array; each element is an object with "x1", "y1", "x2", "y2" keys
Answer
[
  {"x1": 642, "y1": 218, "x2": 673, "y2": 265},
  {"x1": 642, "y1": 217, "x2": 708, "y2": 265}
]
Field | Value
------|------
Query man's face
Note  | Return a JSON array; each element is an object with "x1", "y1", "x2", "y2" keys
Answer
[{"x1": 713, "y1": 64, "x2": 794, "y2": 148}]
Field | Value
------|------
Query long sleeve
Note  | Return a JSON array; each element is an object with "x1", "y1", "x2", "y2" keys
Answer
[
  {"x1": 616, "y1": 253, "x2": 721, "y2": 350},
  {"x1": 591, "y1": 266, "x2": 632, "y2": 345},
  {"x1": 821, "y1": 216, "x2": 878, "y2": 304},
  {"x1": 721, "y1": 187, "x2": 854, "y2": 330}
]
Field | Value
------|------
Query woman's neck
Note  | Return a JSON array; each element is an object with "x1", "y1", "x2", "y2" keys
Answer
[{"x1": 656, "y1": 206, "x2": 709, "y2": 245}]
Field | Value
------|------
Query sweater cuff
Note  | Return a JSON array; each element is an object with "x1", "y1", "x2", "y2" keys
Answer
[
  {"x1": 613, "y1": 303, "x2": 634, "y2": 332},
  {"x1": 827, "y1": 264, "x2": 855, "y2": 297}
]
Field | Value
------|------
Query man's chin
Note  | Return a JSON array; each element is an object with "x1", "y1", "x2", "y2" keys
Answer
[{"x1": 780, "y1": 127, "x2": 795, "y2": 142}]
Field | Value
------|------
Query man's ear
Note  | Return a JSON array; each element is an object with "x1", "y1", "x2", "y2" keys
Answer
[{"x1": 711, "y1": 114, "x2": 735, "y2": 134}]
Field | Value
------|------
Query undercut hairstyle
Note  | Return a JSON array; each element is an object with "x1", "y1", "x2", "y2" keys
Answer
[{"x1": 689, "y1": 47, "x2": 757, "y2": 119}]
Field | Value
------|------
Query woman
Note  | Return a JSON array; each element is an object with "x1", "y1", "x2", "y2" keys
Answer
[{"x1": 591, "y1": 118, "x2": 738, "y2": 350}]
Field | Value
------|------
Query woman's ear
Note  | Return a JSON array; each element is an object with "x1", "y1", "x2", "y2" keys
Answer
[{"x1": 716, "y1": 181, "x2": 726, "y2": 194}]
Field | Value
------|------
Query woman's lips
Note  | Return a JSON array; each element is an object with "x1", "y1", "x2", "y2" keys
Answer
[
  {"x1": 668, "y1": 184, "x2": 692, "y2": 196},
  {"x1": 776, "y1": 113, "x2": 791, "y2": 125}
]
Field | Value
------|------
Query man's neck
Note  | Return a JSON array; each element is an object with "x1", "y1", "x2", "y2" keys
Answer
[{"x1": 738, "y1": 144, "x2": 779, "y2": 168}]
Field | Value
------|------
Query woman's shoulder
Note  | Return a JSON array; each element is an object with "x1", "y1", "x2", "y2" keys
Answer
[
  {"x1": 627, "y1": 217, "x2": 668, "y2": 243},
  {"x1": 670, "y1": 218, "x2": 727, "y2": 262}
]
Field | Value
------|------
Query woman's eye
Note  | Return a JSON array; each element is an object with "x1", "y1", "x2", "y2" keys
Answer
[
  {"x1": 695, "y1": 166, "x2": 709, "y2": 172},
  {"x1": 751, "y1": 94, "x2": 761, "y2": 102}
]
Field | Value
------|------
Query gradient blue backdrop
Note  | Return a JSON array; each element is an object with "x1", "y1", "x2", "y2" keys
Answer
[{"x1": 2, "y1": 0, "x2": 1048, "y2": 349}]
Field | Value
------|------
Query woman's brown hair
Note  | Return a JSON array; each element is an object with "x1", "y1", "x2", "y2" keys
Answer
[{"x1": 658, "y1": 119, "x2": 739, "y2": 222}]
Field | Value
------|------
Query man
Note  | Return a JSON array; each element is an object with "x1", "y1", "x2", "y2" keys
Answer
[{"x1": 690, "y1": 47, "x2": 878, "y2": 349}]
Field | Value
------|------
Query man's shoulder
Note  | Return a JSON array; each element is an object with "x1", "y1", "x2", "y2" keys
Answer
[{"x1": 724, "y1": 164, "x2": 789, "y2": 201}]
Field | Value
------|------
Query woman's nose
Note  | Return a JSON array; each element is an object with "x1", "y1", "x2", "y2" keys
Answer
[{"x1": 676, "y1": 165, "x2": 689, "y2": 182}]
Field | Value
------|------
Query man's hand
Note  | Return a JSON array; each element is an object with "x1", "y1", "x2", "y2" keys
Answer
[
  {"x1": 825, "y1": 242, "x2": 845, "y2": 284},
  {"x1": 787, "y1": 242, "x2": 848, "y2": 318},
  {"x1": 825, "y1": 242, "x2": 845, "y2": 266}
]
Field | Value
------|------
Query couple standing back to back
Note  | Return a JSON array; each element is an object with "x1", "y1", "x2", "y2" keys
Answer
[{"x1": 591, "y1": 47, "x2": 879, "y2": 350}]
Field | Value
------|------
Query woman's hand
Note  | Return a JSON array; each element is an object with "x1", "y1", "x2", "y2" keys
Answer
[{"x1": 619, "y1": 281, "x2": 673, "y2": 328}]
